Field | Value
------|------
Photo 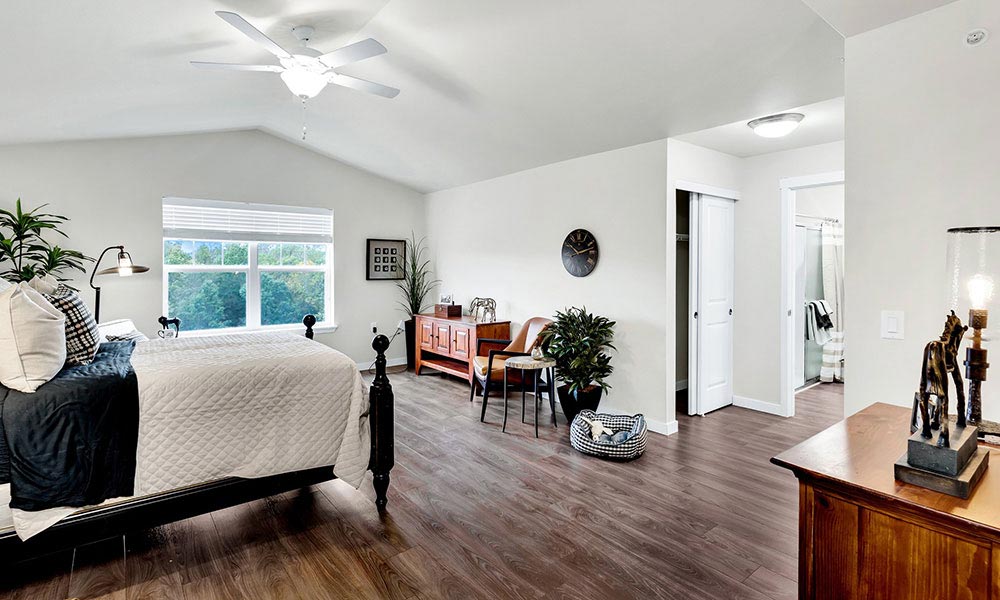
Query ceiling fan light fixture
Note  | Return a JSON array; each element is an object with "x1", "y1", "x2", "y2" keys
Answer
[
  {"x1": 747, "y1": 112, "x2": 804, "y2": 138},
  {"x1": 280, "y1": 68, "x2": 329, "y2": 99}
]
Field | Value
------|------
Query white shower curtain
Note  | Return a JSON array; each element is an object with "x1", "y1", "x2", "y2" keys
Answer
[{"x1": 820, "y1": 221, "x2": 845, "y2": 382}]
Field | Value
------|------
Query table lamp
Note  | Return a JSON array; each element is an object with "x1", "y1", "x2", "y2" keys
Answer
[
  {"x1": 89, "y1": 245, "x2": 149, "y2": 323},
  {"x1": 947, "y1": 227, "x2": 1000, "y2": 431}
]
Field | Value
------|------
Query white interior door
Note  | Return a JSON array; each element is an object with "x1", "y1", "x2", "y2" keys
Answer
[{"x1": 694, "y1": 195, "x2": 735, "y2": 415}]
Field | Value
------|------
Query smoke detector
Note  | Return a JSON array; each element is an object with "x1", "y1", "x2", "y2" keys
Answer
[{"x1": 966, "y1": 29, "x2": 989, "y2": 47}]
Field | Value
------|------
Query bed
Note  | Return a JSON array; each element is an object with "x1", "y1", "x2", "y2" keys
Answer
[{"x1": 0, "y1": 316, "x2": 394, "y2": 563}]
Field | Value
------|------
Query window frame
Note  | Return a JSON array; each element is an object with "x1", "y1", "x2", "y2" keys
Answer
[{"x1": 162, "y1": 238, "x2": 334, "y2": 336}]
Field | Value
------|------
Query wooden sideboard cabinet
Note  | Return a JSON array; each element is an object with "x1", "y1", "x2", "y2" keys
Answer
[
  {"x1": 772, "y1": 403, "x2": 1000, "y2": 599},
  {"x1": 415, "y1": 314, "x2": 510, "y2": 382}
]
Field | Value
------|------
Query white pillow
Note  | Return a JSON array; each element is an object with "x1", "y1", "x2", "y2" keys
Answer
[
  {"x1": 0, "y1": 284, "x2": 67, "y2": 393},
  {"x1": 26, "y1": 274, "x2": 59, "y2": 295},
  {"x1": 0, "y1": 278, "x2": 11, "y2": 293}
]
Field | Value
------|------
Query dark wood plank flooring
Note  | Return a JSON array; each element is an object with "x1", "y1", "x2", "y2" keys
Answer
[{"x1": 1, "y1": 374, "x2": 843, "y2": 599}]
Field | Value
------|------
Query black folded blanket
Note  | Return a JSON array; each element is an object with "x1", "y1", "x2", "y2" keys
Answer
[{"x1": 0, "y1": 341, "x2": 139, "y2": 511}]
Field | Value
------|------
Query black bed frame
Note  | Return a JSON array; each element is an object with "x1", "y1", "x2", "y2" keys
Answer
[{"x1": 0, "y1": 316, "x2": 394, "y2": 564}]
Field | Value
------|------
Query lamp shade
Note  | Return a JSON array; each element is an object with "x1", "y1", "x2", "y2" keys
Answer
[
  {"x1": 96, "y1": 249, "x2": 149, "y2": 277},
  {"x1": 947, "y1": 227, "x2": 1000, "y2": 339}
]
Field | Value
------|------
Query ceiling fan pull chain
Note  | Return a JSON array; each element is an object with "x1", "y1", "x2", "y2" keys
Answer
[{"x1": 301, "y1": 98, "x2": 308, "y2": 141}]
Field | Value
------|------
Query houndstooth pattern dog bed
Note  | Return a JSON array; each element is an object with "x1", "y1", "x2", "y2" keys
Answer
[{"x1": 570, "y1": 410, "x2": 647, "y2": 460}]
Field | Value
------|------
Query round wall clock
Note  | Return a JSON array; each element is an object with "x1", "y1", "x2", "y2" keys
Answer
[{"x1": 561, "y1": 229, "x2": 599, "y2": 277}]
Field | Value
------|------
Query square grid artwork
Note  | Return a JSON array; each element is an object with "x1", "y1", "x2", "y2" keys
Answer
[{"x1": 366, "y1": 238, "x2": 406, "y2": 280}]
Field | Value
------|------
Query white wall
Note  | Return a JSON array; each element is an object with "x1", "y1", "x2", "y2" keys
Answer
[
  {"x1": 796, "y1": 184, "x2": 845, "y2": 223},
  {"x1": 844, "y1": 0, "x2": 1000, "y2": 417},
  {"x1": 735, "y1": 142, "x2": 844, "y2": 409},
  {"x1": 0, "y1": 130, "x2": 425, "y2": 365},
  {"x1": 425, "y1": 140, "x2": 676, "y2": 432}
]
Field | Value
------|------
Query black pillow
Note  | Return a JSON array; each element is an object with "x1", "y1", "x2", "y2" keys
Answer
[{"x1": 44, "y1": 285, "x2": 100, "y2": 365}]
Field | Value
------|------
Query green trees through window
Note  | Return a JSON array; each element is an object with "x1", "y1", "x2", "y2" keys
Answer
[{"x1": 164, "y1": 239, "x2": 328, "y2": 331}]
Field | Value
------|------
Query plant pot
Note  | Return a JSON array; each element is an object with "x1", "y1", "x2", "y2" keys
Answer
[
  {"x1": 558, "y1": 384, "x2": 604, "y2": 423},
  {"x1": 404, "y1": 318, "x2": 416, "y2": 370}
]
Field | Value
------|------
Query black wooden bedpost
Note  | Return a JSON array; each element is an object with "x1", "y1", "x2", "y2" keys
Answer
[
  {"x1": 369, "y1": 333, "x2": 394, "y2": 510},
  {"x1": 303, "y1": 314, "x2": 317, "y2": 339}
]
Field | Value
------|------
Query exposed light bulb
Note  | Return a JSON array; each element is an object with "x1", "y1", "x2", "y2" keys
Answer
[
  {"x1": 117, "y1": 252, "x2": 134, "y2": 277},
  {"x1": 280, "y1": 68, "x2": 329, "y2": 99},
  {"x1": 748, "y1": 113, "x2": 805, "y2": 138},
  {"x1": 968, "y1": 274, "x2": 994, "y2": 310}
]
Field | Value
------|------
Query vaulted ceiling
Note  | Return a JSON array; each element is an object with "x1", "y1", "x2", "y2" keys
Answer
[{"x1": 0, "y1": 1, "x2": 949, "y2": 192}]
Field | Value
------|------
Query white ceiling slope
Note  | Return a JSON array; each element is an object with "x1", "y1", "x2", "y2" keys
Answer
[
  {"x1": 676, "y1": 97, "x2": 844, "y2": 158},
  {"x1": 2, "y1": 0, "x2": 844, "y2": 192},
  {"x1": 800, "y1": 0, "x2": 960, "y2": 37}
]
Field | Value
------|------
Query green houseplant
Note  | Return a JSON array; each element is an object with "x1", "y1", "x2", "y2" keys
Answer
[
  {"x1": 0, "y1": 199, "x2": 92, "y2": 284},
  {"x1": 396, "y1": 233, "x2": 440, "y2": 369},
  {"x1": 540, "y1": 306, "x2": 616, "y2": 422}
]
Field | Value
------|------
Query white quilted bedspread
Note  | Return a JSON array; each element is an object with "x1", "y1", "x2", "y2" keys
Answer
[
  {"x1": 6, "y1": 332, "x2": 370, "y2": 541},
  {"x1": 131, "y1": 332, "x2": 370, "y2": 495}
]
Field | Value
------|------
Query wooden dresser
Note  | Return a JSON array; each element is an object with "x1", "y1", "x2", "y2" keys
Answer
[
  {"x1": 414, "y1": 314, "x2": 510, "y2": 383},
  {"x1": 772, "y1": 403, "x2": 1000, "y2": 599}
]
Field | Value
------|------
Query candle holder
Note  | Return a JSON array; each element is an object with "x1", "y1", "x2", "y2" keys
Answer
[
  {"x1": 965, "y1": 308, "x2": 989, "y2": 426},
  {"x1": 948, "y1": 227, "x2": 1000, "y2": 436}
]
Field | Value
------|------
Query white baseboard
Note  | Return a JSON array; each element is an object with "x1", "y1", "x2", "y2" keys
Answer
[
  {"x1": 356, "y1": 356, "x2": 407, "y2": 372},
  {"x1": 733, "y1": 395, "x2": 786, "y2": 417},
  {"x1": 675, "y1": 379, "x2": 688, "y2": 392},
  {"x1": 651, "y1": 419, "x2": 680, "y2": 436},
  {"x1": 598, "y1": 407, "x2": 679, "y2": 437}
]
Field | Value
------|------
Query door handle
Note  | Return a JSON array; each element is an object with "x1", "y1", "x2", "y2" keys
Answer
[
  {"x1": 729, "y1": 308, "x2": 733, "y2": 316},
  {"x1": 693, "y1": 312, "x2": 698, "y2": 319}
]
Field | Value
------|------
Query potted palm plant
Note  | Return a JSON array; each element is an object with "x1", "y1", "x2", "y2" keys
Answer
[
  {"x1": 0, "y1": 199, "x2": 92, "y2": 284},
  {"x1": 540, "y1": 307, "x2": 616, "y2": 422},
  {"x1": 396, "y1": 233, "x2": 440, "y2": 369}
]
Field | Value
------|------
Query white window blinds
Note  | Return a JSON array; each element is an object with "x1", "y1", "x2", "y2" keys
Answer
[{"x1": 162, "y1": 197, "x2": 333, "y2": 244}]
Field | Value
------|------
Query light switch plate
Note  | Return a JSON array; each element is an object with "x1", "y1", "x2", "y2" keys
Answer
[{"x1": 881, "y1": 310, "x2": 904, "y2": 340}]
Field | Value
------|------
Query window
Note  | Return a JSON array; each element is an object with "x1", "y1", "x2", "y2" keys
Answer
[{"x1": 162, "y1": 197, "x2": 333, "y2": 333}]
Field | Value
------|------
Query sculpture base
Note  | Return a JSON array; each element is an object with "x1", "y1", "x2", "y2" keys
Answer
[
  {"x1": 907, "y1": 425, "x2": 980, "y2": 476},
  {"x1": 895, "y1": 447, "x2": 990, "y2": 499}
]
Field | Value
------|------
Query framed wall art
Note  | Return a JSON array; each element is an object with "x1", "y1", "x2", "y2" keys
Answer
[{"x1": 366, "y1": 238, "x2": 406, "y2": 280}]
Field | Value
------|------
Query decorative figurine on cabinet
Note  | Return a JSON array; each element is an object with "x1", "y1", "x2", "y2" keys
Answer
[
  {"x1": 469, "y1": 297, "x2": 496, "y2": 323},
  {"x1": 910, "y1": 311, "x2": 968, "y2": 447},
  {"x1": 897, "y1": 310, "x2": 989, "y2": 498}
]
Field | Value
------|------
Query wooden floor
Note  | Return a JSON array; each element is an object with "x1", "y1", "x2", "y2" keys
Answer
[{"x1": 2, "y1": 374, "x2": 844, "y2": 600}]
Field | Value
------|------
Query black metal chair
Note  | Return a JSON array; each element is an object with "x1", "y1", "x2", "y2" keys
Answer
[{"x1": 469, "y1": 317, "x2": 556, "y2": 425}]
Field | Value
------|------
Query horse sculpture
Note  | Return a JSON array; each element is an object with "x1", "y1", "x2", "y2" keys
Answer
[
  {"x1": 469, "y1": 297, "x2": 496, "y2": 323},
  {"x1": 911, "y1": 311, "x2": 968, "y2": 448}
]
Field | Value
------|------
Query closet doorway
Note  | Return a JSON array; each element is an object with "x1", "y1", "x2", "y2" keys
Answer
[
  {"x1": 779, "y1": 172, "x2": 845, "y2": 417},
  {"x1": 676, "y1": 182, "x2": 739, "y2": 416}
]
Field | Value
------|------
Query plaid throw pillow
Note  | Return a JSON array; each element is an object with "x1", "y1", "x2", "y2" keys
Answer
[{"x1": 44, "y1": 285, "x2": 100, "y2": 365}]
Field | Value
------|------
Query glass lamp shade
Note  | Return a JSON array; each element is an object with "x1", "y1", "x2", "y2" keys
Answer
[
  {"x1": 280, "y1": 69, "x2": 329, "y2": 99},
  {"x1": 947, "y1": 227, "x2": 1000, "y2": 340}
]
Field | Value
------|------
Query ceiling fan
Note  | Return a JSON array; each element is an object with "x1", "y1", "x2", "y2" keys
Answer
[{"x1": 192, "y1": 11, "x2": 399, "y2": 101}]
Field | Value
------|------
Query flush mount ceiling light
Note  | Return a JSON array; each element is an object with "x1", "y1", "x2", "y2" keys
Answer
[{"x1": 747, "y1": 113, "x2": 805, "y2": 138}]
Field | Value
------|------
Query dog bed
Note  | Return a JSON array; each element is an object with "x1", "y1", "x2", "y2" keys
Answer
[{"x1": 570, "y1": 410, "x2": 647, "y2": 460}]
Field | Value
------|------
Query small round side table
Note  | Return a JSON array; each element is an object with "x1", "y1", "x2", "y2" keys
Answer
[{"x1": 504, "y1": 356, "x2": 557, "y2": 437}]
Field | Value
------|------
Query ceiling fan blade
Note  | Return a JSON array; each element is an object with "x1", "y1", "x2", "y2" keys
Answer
[
  {"x1": 330, "y1": 74, "x2": 400, "y2": 99},
  {"x1": 191, "y1": 61, "x2": 283, "y2": 72},
  {"x1": 215, "y1": 11, "x2": 291, "y2": 59},
  {"x1": 318, "y1": 38, "x2": 387, "y2": 69}
]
